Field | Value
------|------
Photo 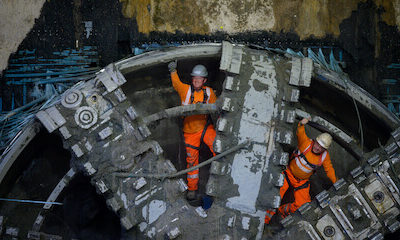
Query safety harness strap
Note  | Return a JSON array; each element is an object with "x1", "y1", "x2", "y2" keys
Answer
[
  {"x1": 200, "y1": 116, "x2": 211, "y2": 141},
  {"x1": 185, "y1": 116, "x2": 211, "y2": 151},
  {"x1": 294, "y1": 181, "x2": 310, "y2": 191},
  {"x1": 292, "y1": 141, "x2": 327, "y2": 171},
  {"x1": 283, "y1": 170, "x2": 291, "y2": 186},
  {"x1": 184, "y1": 86, "x2": 211, "y2": 151},
  {"x1": 283, "y1": 170, "x2": 310, "y2": 192},
  {"x1": 299, "y1": 152, "x2": 318, "y2": 169},
  {"x1": 185, "y1": 143, "x2": 200, "y2": 150},
  {"x1": 190, "y1": 86, "x2": 208, "y2": 104}
]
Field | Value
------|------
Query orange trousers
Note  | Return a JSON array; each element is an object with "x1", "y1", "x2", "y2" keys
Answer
[
  {"x1": 184, "y1": 124, "x2": 216, "y2": 191},
  {"x1": 265, "y1": 168, "x2": 311, "y2": 224}
]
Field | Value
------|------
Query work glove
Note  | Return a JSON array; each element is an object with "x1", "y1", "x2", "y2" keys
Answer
[
  {"x1": 168, "y1": 60, "x2": 177, "y2": 72},
  {"x1": 300, "y1": 117, "x2": 310, "y2": 125}
]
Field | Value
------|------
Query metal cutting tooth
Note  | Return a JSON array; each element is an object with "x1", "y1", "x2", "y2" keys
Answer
[
  {"x1": 120, "y1": 215, "x2": 134, "y2": 230},
  {"x1": 385, "y1": 142, "x2": 399, "y2": 156},
  {"x1": 97, "y1": 68, "x2": 118, "y2": 92},
  {"x1": 290, "y1": 89, "x2": 300, "y2": 102},
  {"x1": 216, "y1": 118, "x2": 232, "y2": 133},
  {"x1": 289, "y1": 58, "x2": 302, "y2": 86},
  {"x1": 210, "y1": 161, "x2": 230, "y2": 175},
  {"x1": 224, "y1": 76, "x2": 235, "y2": 90},
  {"x1": 272, "y1": 151, "x2": 289, "y2": 166},
  {"x1": 350, "y1": 166, "x2": 363, "y2": 178},
  {"x1": 391, "y1": 127, "x2": 400, "y2": 148},
  {"x1": 333, "y1": 178, "x2": 346, "y2": 190},
  {"x1": 126, "y1": 106, "x2": 138, "y2": 121},
  {"x1": 275, "y1": 129, "x2": 293, "y2": 144},
  {"x1": 367, "y1": 154, "x2": 380, "y2": 166},
  {"x1": 45, "y1": 106, "x2": 66, "y2": 127},
  {"x1": 71, "y1": 144, "x2": 84, "y2": 158},
  {"x1": 36, "y1": 110, "x2": 58, "y2": 133},
  {"x1": 205, "y1": 177, "x2": 218, "y2": 197},
  {"x1": 298, "y1": 202, "x2": 311, "y2": 215},
  {"x1": 138, "y1": 125, "x2": 151, "y2": 138},
  {"x1": 286, "y1": 110, "x2": 295, "y2": 123},
  {"x1": 5, "y1": 227, "x2": 19, "y2": 237},
  {"x1": 388, "y1": 220, "x2": 400, "y2": 233},
  {"x1": 281, "y1": 215, "x2": 294, "y2": 228},
  {"x1": 106, "y1": 197, "x2": 121, "y2": 212},
  {"x1": 95, "y1": 180, "x2": 109, "y2": 193},
  {"x1": 213, "y1": 136, "x2": 224, "y2": 153},
  {"x1": 222, "y1": 97, "x2": 233, "y2": 112},
  {"x1": 167, "y1": 227, "x2": 181, "y2": 239},
  {"x1": 59, "y1": 126, "x2": 71, "y2": 139},
  {"x1": 105, "y1": 63, "x2": 127, "y2": 86},
  {"x1": 114, "y1": 88, "x2": 127, "y2": 102},
  {"x1": 316, "y1": 190, "x2": 330, "y2": 208},
  {"x1": 274, "y1": 173, "x2": 284, "y2": 187},
  {"x1": 83, "y1": 162, "x2": 96, "y2": 175},
  {"x1": 98, "y1": 126, "x2": 113, "y2": 140}
]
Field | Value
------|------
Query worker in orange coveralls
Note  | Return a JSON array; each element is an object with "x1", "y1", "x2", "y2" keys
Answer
[
  {"x1": 168, "y1": 61, "x2": 217, "y2": 200},
  {"x1": 265, "y1": 117, "x2": 337, "y2": 224}
]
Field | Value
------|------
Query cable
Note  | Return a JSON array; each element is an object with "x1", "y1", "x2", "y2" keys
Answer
[
  {"x1": 378, "y1": 139, "x2": 400, "y2": 186},
  {"x1": 0, "y1": 198, "x2": 63, "y2": 205},
  {"x1": 340, "y1": 76, "x2": 364, "y2": 157},
  {"x1": 114, "y1": 140, "x2": 250, "y2": 180}
]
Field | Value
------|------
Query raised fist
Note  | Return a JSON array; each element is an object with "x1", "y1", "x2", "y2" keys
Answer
[
  {"x1": 168, "y1": 60, "x2": 177, "y2": 72},
  {"x1": 300, "y1": 117, "x2": 310, "y2": 125}
]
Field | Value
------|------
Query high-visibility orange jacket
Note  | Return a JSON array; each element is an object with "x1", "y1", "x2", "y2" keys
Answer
[
  {"x1": 288, "y1": 123, "x2": 337, "y2": 183},
  {"x1": 171, "y1": 71, "x2": 217, "y2": 133}
]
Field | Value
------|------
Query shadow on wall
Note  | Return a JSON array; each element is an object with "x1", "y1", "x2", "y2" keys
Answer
[{"x1": 63, "y1": 173, "x2": 121, "y2": 240}]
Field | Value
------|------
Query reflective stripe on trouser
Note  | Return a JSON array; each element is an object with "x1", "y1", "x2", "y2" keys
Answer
[
  {"x1": 265, "y1": 169, "x2": 310, "y2": 224},
  {"x1": 277, "y1": 169, "x2": 310, "y2": 218},
  {"x1": 264, "y1": 209, "x2": 276, "y2": 224},
  {"x1": 184, "y1": 124, "x2": 216, "y2": 191}
]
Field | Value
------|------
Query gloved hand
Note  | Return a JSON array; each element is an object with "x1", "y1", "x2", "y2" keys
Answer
[
  {"x1": 300, "y1": 117, "x2": 310, "y2": 125},
  {"x1": 168, "y1": 60, "x2": 177, "y2": 72}
]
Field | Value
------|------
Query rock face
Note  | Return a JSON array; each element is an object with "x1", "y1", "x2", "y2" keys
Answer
[
  {"x1": 119, "y1": 0, "x2": 400, "y2": 38},
  {"x1": 1, "y1": 0, "x2": 400, "y2": 74},
  {"x1": 0, "y1": 0, "x2": 45, "y2": 72}
]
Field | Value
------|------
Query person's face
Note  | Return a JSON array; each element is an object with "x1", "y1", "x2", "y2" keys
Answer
[
  {"x1": 192, "y1": 76, "x2": 207, "y2": 90},
  {"x1": 312, "y1": 141, "x2": 326, "y2": 154}
]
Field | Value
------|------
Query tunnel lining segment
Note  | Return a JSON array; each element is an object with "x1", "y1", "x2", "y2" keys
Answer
[{"x1": 116, "y1": 43, "x2": 222, "y2": 74}]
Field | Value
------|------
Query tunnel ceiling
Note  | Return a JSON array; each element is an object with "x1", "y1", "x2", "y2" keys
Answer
[{"x1": 0, "y1": 0, "x2": 46, "y2": 73}]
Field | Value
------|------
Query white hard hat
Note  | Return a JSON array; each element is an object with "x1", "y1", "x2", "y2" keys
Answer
[
  {"x1": 191, "y1": 64, "x2": 208, "y2": 77},
  {"x1": 316, "y1": 133, "x2": 332, "y2": 149}
]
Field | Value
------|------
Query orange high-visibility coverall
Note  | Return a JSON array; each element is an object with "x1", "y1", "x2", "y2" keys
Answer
[
  {"x1": 171, "y1": 71, "x2": 217, "y2": 191},
  {"x1": 265, "y1": 123, "x2": 337, "y2": 224}
]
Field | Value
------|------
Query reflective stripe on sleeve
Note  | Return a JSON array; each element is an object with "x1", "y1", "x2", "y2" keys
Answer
[
  {"x1": 182, "y1": 86, "x2": 191, "y2": 105},
  {"x1": 206, "y1": 87, "x2": 211, "y2": 103},
  {"x1": 304, "y1": 143, "x2": 312, "y2": 152},
  {"x1": 320, "y1": 151, "x2": 327, "y2": 164}
]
